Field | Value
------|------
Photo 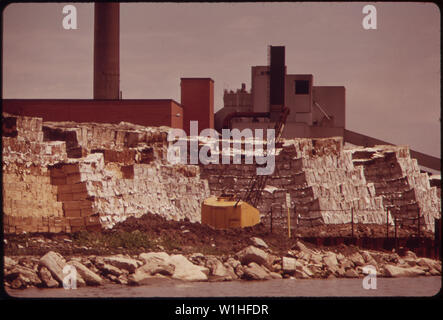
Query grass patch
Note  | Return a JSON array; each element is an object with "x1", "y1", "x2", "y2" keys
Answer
[
  {"x1": 72, "y1": 230, "x2": 154, "y2": 251},
  {"x1": 159, "y1": 235, "x2": 182, "y2": 251}
]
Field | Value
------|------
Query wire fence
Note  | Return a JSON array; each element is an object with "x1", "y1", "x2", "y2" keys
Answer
[{"x1": 265, "y1": 203, "x2": 439, "y2": 240}]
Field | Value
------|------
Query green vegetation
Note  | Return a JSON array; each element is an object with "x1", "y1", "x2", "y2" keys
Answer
[{"x1": 72, "y1": 230, "x2": 154, "y2": 251}]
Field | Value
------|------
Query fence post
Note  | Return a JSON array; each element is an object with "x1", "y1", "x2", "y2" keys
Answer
[
  {"x1": 394, "y1": 218, "x2": 398, "y2": 252},
  {"x1": 293, "y1": 202, "x2": 297, "y2": 235},
  {"x1": 351, "y1": 207, "x2": 354, "y2": 238},
  {"x1": 270, "y1": 206, "x2": 273, "y2": 234},
  {"x1": 386, "y1": 208, "x2": 389, "y2": 239},
  {"x1": 417, "y1": 208, "x2": 421, "y2": 240}
]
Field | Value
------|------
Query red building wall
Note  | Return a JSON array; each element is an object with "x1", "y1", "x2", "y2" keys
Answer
[
  {"x1": 2, "y1": 99, "x2": 183, "y2": 129},
  {"x1": 180, "y1": 78, "x2": 214, "y2": 135}
]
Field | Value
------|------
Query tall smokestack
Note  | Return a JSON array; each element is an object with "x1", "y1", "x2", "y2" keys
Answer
[{"x1": 94, "y1": 3, "x2": 120, "y2": 99}]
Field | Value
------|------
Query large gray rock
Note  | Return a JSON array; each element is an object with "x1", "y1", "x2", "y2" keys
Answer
[
  {"x1": 6, "y1": 265, "x2": 42, "y2": 287},
  {"x1": 344, "y1": 269, "x2": 359, "y2": 278},
  {"x1": 95, "y1": 260, "x2": 124, "y2": 277},
  {"x1": 339, "y1": 257, "x2": 355, "y2": 270},
  {"x1": 4, "y1": 257, "x2": 17, "y2": 269},
  {"x1": 225, "y1": 257, "x2": 241, "y2": 270},
  {"x1": 102, "y1": 256, "x2": 138, "y2": 273},
  {"x1": 39, "y1": 251, "x2": 67, "y2": 284},
  {"x1": 188, "y1": 253, "x2": 207, "y2": 266},
  {"x1": 128, "y1": 269, "x2": 170, "y2": 286},
  {"x1": 383, "y1": 264, "x2": 426, "y2": 277},
  {"x1": 282, "y1": 257, "x2": 298, "y2": 274},
  {"x1": 68, "y1": 260, "x2": 103, "y2": 286},
  {"x1": 348, "y1": 252, "x2": 365, "y2": 267},
  {"x1": 250, "y1": 237, "x2": 269, "y2": 249},
  {"x1": 417, "y1": 258, "x2": 441, "y2": 273},
  {"x1": 236, "y1": 246, "x2": 269, "y2": 267},
  {"x1": 360, "y1": 251, "x2": 378, "y2": 267},
  {"x1": 404, "y1": 251, "x2": 417, "y2": 260},
  {"x1": 323, "y1": 253, "x2": 339, "y2": 273},
  {"x1": 140, "y1": 260, "x2": 175, "y2": 276},
  {"x1": 169, "y1": 254, "x2": 208, "y2": 281},
  {"x1": 242, "y1": 262, "x2": 272, "y2": 280},
  {"x1": 138, "y1": 252, "x2": 175, "y2": 276},
  {"x1": 38, "y1": 266, "x2": 59, "y2": 288},
  {"x1": 309, "y1": 252, "x2": 323, "y2": 264},
  {"x1": 206, "y1": 257, "x2": 233, "y2": 281},
  {"x1": 139, "y1": 252, "x2": 170, "y2": 264},
  {"x1": 269, "y1": 272, "x2": 283, "y2": 279},
  {"x1": 282, "y1": 256, "x2": 312, "y2": 278}
]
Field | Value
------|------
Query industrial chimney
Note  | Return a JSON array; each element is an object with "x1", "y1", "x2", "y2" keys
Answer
[{"x1": 94, "y1": 3, "x2": 120, "y2": 100}]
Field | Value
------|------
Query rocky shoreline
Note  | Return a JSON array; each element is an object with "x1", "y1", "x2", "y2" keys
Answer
[{"x1": 4, "y1": 237, "x2": 441, "y2": 290}]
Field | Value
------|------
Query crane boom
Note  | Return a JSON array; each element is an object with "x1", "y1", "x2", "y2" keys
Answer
[{"x1": 236, "y1": 107, "x2": 290, "y2": 208}]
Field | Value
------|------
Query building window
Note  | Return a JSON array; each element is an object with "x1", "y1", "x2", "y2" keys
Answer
[{"x1": 295, "y1": 80, "x2": 310, "y2": 94}]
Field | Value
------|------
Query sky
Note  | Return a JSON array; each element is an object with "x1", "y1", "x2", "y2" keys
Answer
[{"x1": 2, "y1": 2, "x2": 441, "y2": 159}]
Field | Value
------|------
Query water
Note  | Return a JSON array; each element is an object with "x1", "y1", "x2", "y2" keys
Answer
[{"x1": 6, "y1": 277, "x2": 441, "y2": 298}]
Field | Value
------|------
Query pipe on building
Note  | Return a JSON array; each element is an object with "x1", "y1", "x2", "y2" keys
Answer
[{"x1": 94, "y1": 3, "x2": 120, "y2": 100}]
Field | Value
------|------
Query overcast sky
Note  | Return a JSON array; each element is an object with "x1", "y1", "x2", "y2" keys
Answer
[{"x1": 2, "y1": 2, "x2": 440, "y2": 158}]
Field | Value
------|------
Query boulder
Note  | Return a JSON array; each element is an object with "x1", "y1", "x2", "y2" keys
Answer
[
  {"x1": 128, "y1": 271, "x2": 170, "y2": 286},
  {"x1": 169, "y1": 254, "x2": 208, "y2": 281},
  {"x1": 266, "y1": 254, "x2": 279, "y2": 267},
  {"x1": 142, "y1": 261, "x2": 175, "y2": 276},
  {"x1": 236, "y1": 246, "x2": 268, "y2": 267},
  {"x1": 282, "y1": 257, "x2": 297, "y2": 274},
  {"x1": 404, "y1": 251, "x2": 417, "y2": 260},
  {"x1": 417, "y1": 258, "x2": 441, "y2": 273},
  {"x1": 95, "y1": 261, "x2": 123, "y2": 277},
  {"x1": 335, "y1": 267, "x2": 347, "y2": 278},
  {"x1": 309, "y1": 252, "x2": 323, "y2": 265},
  {"x1": 294, "y1": 263, "x2": 314, "y2": 279},
  {"x1": 383, "y1": 264, "x2": 426, "y2": 277},
  {"x1": 38, "y1": 266, "x2": 59, "y2": 288},
  {"x1": 323, "y1": 253, "x2": 339, "y2": 273},
  {"x1": 272, "y1": 263, "x2": 282, "y2": 273},
  {"x1": 225, "y1": 257, "x2": 241, "y2": 270},
  {"x1": 136, "y1": 253, "x2": 175, "y2": 276},
  {"x1": 308, "y1": 264, "x2": 324, "y2": 277},
  {"x1": 293, "y1": 241, "x2": 314, "y2": 255},
  {"x1": 242, "y1": 262, "x2": 271, "y2": 280},
  {"x1": 348, "y1": 252, "x2": 365, "y2": 267},
  {"x1": 206, "y1": 257, "x2": 233, "y2": 281},
  {"x1": 250, "y1": 237, "x2": 269, "y2": 249},
  {"x1": 188, "y1": 253, "x2": 206, "y2": 266},
  {"x1": 68, "y1": 261, "x2": 103, "y2": 286},
  {"x1": 139, "y1": 252, "x2": 170, "y2": 264},
  {"x1": 344, "y1": 269, "x2": 359, "y2": 278},
  {"x1": 339, "y1": 258, "x2": 354, "y2": 270},
  {"x1": 282, "y1": 256, "x2": 312, "y2": 278},
  {"x1": 269, "y1": 272, "x2": 283, "y2": 279},
  {"x1": 360, "y1": 251, "x2": 378, "y2": 268},
  {"x1": 5, "y1": 265, "x2": 42, "y2": 287},
  {"x1": 294, "y1": 269, "x2": 310, "y2": 279},
  {"x1": 39, "y1": 251, "x2": 67, "y2": 284},
  {"x1": 102, "y1": 256, "x2": 138, "y2": 273},
  {"x1": 223, "y1": 263, "x2": 238, "y2": 280},
  {"x1": 4, "y1": 257, "x2": 17, "y2": 269}
]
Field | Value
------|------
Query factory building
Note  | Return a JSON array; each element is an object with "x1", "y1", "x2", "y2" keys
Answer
[
  {"x1": 3, "y1": 78, "x2": 214, "y2": 134},
  {"x1": 215, "y1": 48, "x2": 346, "y2": 139}
]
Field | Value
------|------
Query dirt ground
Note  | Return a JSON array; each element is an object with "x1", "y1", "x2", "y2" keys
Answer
[
  {"x1": 107, "y1": 212, "x2": 433, "y2": 255},
  {"x1": 4, "y1": 212, "x2": 434, "y2": 258}
]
